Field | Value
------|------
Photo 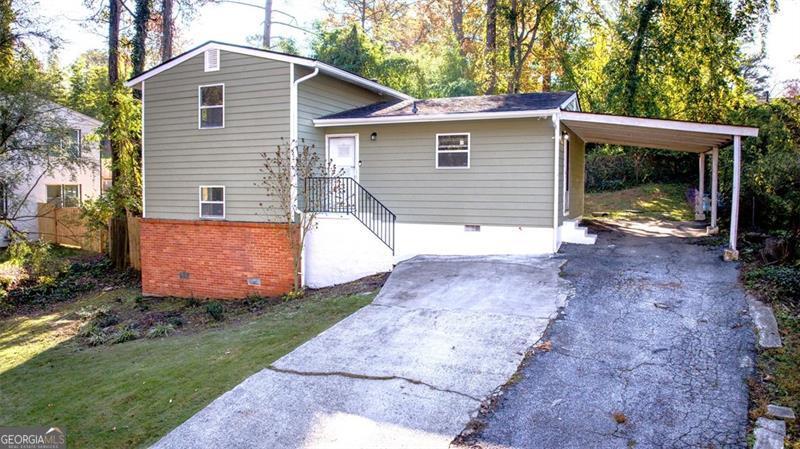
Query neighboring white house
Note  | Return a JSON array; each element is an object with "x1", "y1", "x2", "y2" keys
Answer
[{"x1": 0, "y1": 105, "x2": 103, "y2": 247}]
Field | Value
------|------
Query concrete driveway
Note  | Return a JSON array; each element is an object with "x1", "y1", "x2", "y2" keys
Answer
[
  {"x1": 151, "y1": 255, "x2": 570, "y2": 449},
  {"x1": 464, "y1": 221, "x2": 757, "y2": 449}
]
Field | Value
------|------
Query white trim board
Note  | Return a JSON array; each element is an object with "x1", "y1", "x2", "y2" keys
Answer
[
  {"x1": 314, "y1": 109, "x2": 558, "y2": 127},
  {"x1": 560, "y1": 111, "x2": 758, "y2": 137},
  {"x1": 434, "y1": 132, "x2": 470, "y2": 169},
  {"x1": 125, "y1": 41, "x2": 411, "y2": 101}
]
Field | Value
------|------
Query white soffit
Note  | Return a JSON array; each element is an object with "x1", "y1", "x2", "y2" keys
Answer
[{"x1": 560, "y1": 111, "x2": 758, "y2": 153}]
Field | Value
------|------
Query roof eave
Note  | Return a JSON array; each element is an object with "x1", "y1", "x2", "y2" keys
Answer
[
  {"x1": 560, "y1": 111, "x2": 759, "y2": 137},
  {"x1": 313, "y1": 109, "x2": 559, "y2": 127},
  {"x1": 124, "y1": 41, "x2": 411, "y2": 100}
]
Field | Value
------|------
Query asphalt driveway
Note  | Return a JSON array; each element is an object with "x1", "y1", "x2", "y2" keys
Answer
[
  {"x1": 465, "y1": 221, "x2": 756, "y2": 449},
  {"x1": 151, "y1": 255, "x2": 570, "y2": 449}
]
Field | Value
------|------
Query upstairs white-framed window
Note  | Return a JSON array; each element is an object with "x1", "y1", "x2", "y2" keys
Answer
[
  {"x1": 198, "y1": 84, "x2": 224, "y2": 129},
  {"x1": 199, "y1": 185, "x2": 225, "y2": 219},
  {"x1": 435, "y1": 133, "x2": 470, "y2": 169}
]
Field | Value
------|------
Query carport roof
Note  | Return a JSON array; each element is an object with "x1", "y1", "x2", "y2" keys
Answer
[{"x1": 560, "y1": 111, "x2": 759, "y2": 153}]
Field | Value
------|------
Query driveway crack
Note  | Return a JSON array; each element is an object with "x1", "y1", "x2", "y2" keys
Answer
[{"x1": 267, "y1": 365, "x2": 482, "y2": 402}]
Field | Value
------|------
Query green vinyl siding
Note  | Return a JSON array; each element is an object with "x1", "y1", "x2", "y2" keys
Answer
[
  {"x1": 296, "y1": 69, "x2": 384, "y2": 158},
  {"x1": 565, "y1": 127, "x2": 585, "y2": 219},
  {"x1": 143, "y1": 50, "x2": 290, "y2": 222},
  {"x1": 326, "y1": 118, "x2": 557, "y2": 227}
]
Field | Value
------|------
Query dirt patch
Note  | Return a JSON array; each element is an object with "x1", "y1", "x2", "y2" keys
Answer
[{"x1": 72, "y1": 272, "x2": 390, "y2": 347}]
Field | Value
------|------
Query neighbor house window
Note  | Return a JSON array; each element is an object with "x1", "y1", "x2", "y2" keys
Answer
[
  {"x1": 436, "y1": 133, "x2": 470, "y2": 169},
  {"x1": 199, "y1": 186, "x2": 225, "y2": 219},
  {"x1": 46, "y1": 184, "x2": 81, "y2": 207},
  {"x1": 199, "y1": 84, "x2": 224, "y2": 129},
  {"x1": 65, "y1": 129, "x2": 81, "y2": 158}
]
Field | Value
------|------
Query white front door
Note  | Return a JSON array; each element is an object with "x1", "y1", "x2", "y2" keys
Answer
[{"x1": 327, "y1": 135, "x2": 358, "y2": 180}]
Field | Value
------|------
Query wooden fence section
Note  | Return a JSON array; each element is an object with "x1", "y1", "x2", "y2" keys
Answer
[
  {"x1": 37, "y1": 203, "x2": 105, "y2": 253},
  {"x1": 127, "y1": 214, "x2": 141, "y2": 270}
]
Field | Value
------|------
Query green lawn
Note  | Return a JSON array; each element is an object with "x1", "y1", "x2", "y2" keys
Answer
[
  {"x1": 0, "y1": 288, "x2": 373, "y2": 448},
  {"x1": 585, "y1": 183, "x2": 695, "y2": 221}
]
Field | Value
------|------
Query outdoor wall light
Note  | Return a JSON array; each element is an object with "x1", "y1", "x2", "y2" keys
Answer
[
  {"x1": 562, "y1": 131, "x2": 570, "y2": 140},
  {"x1": 370, "y1": 132, "x2": 377, "y2": 141}
]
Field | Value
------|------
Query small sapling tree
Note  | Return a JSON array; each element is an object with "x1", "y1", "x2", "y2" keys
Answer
[{"x1": 257, "y1": 138, "x2": 342, "y2": 294}]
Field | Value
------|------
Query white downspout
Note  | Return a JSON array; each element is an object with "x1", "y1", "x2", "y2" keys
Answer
[
  {"x1": 290, "y1": 64, "x2": 319, "y2": 288},
  {"x1": 552, "y1": 113, "x2": 561, "y2": 253}
]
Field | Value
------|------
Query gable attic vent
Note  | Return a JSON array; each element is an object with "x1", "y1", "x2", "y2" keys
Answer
[{"x1": 204, "y1": 49, "x2": 220, "y2": 72}]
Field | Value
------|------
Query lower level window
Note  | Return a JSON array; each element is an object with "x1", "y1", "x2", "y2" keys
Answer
[
  {"x1": 46, "y1": 184, "x2": 81, "y2": 207},
  {"x1": 199, "y1": 186, "x2": 225, "y2": 219}
]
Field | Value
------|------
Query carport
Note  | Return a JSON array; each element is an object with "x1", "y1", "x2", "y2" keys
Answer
[{"x1": 559, "y1": 111, "x2": 759, "y2": 260}]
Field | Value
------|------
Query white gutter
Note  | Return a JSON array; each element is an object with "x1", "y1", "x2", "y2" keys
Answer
[
  {"x1": 290, "y1": 64, "x2": 319, "y2": 290},
  {"x1": 313, "y1": 109, "x2": 558, "y2": 127}
]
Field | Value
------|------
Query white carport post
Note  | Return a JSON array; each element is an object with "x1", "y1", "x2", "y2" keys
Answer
[
  {"x1": 695, "y1": 153, "x2": 706, "y2": 220},
  {"x1": 724, "y1": 136, "x2": 742, "y2": 261},
  {"x1": 707, "y1": 146, "x2": 719, "y2": 234}
]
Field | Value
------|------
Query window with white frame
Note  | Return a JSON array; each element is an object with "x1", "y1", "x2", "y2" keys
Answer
[
  {"x1": 199, "y1": 84, "x2": 224, "y2": 129},
  {"x1": 199, "y1": 186, "x2": 225, "y2": 219},
  {"x1": 436, "y1": 133, "x2": 470, "y2": 168},
  {"x1": 62, "y1": 129, "x2": 81, "y2": 158},
  {"x1": 46, "y1": 184, "x2": 81, "y2": 207}
]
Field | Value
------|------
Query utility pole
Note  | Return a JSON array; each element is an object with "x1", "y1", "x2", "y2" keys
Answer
[{"x1": 263, "y1": 0, "x2": 272, "y2": 48}]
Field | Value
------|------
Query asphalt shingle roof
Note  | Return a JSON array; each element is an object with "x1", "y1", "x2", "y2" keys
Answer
[{"x1": 318, "y1": 91, "x2": 576, "y2": 120}]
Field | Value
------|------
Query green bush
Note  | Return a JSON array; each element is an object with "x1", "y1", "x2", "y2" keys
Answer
[
  {"x1": 745, "y1": 265, "x2": 800, "y2": 304},
  {"x1": 110, "y1": 325, "x2": 139, "y2": 344},
  {"x1": 93, "y1": 309, "x2": 120, "y2": 328},
  {"x1": 205, "y1": 301, "x2": 224, "y2": 321},
  {"x1": 87, "y1": 331, "x2": 107, "y2": 347},
  {"x1": 146, "y1": 323, "x2": 175, "y2": 339}
]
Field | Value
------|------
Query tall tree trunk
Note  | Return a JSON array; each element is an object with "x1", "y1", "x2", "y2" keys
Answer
[
  {"x1": 108, "y1": 0, "x2": 129, "y2": 270},
  {"x1": 541, "y1": 28, "x2": 552, "y2": 91},
  {"x1": 485, "y1": 0, "x2": 497, "y2": 94},
  {"x1": 0, "y1": 0, "x2": 14, "y2": 70},
  {"x1": 109, "y1": 0, "x2": 120, "y2": 84},
  {"x1": 360, "y1": 0, "x2": 366, "y2": 29},
  {"x1": 623, "y1": 0, "x2": 661, "y2": 115},
  {"x1": 262, "y1": 0, "x2": 272, "y2": 48},
  {"x1": 132, "y1": 0, "x2": 151, "y2": 76},
  {"x1": 508, "y1": 0, "x2": 519, "y2": 93},
  {"x1": 450, "y1": 0, "x2": 465, "y2": 55},
  {"x1": 161, "y1": 0, "x2": 173, "y2": 62}
]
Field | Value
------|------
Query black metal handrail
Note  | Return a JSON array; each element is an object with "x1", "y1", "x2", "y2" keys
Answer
[{"x1": 303, "y1": 176, "x2": 396, "y2": 254}]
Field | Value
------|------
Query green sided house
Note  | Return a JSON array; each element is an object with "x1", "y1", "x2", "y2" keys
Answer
[{"x1": 125, "y1": 41, "x2": 758, "y2": 299}]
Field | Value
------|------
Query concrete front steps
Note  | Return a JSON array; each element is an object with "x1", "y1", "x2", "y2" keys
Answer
[{"x1": 560, "y1": 219, "x2": 597, "y2": 245}]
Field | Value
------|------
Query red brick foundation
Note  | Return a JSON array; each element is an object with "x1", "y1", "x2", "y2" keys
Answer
[{"x1": 140, "y1": 219, "x2": 296, "y2": 299}]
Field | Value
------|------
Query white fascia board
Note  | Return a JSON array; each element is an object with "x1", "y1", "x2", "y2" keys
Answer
[
  {"x1": 559, "y1": 93, "x2": 579, "y2": 111},
  {"x1": 313, "y1": 109, "x2": 558, "y2": 127},
  {"x1": 315, "y1": 63, "x2": 413, "y2": 100},
  {"x1": 560, "y1": 111, "x2": 759, "y2": 137},
  {"x1": 124, "y1": 42, "x2": 411, "y2": 100}
]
